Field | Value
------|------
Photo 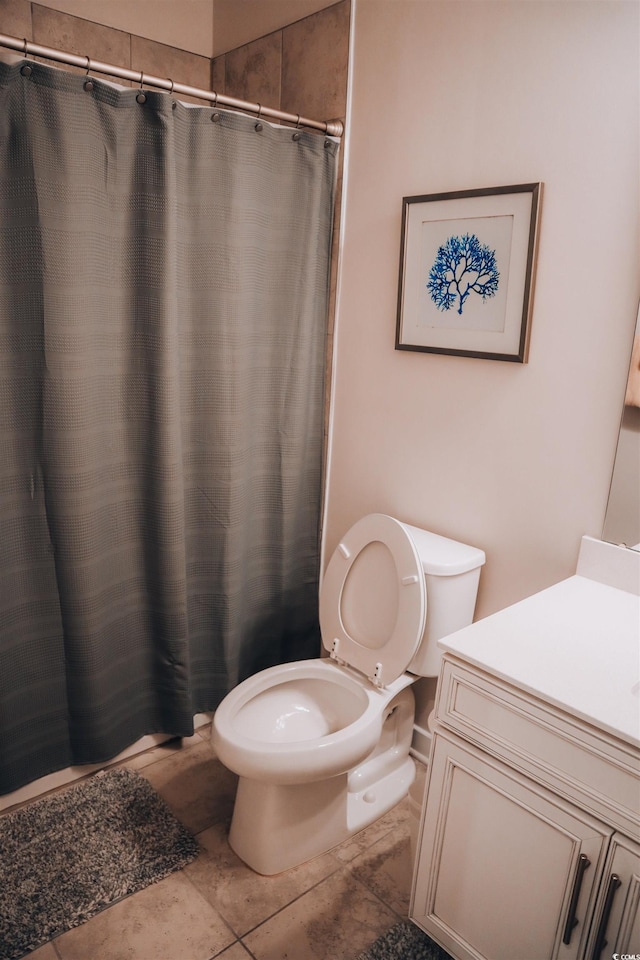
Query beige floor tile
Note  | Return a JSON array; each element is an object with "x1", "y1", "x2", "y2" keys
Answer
[
  {"x1": 138, "y1": 739, "x2": 238, "y2": 834},
  {"x1": 195, "y1": 722, "x2": 213, "y2": 743},
  {"x1": 414, "y1": 759, "x2": 428, "y2": 793},
  {"x1": 185, "y1": 819, "x2": 340, "y2": 937},
  {"x1": 218, "y1": 942, "x2": 256, "y2": 959},
  {"x1": 347, "y1": 823, "x2": 413, "y2": 916},
  {"x1": 53, "y1": 871, "x2": 234, "y2": 960},
  {"x1": 243, "y1": 869, "x2": 399, "y2": 960}
]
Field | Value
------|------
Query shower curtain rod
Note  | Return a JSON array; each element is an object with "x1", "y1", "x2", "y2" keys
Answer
[{"x1": 0, "y1": 32, "x2": 344, "y2": 138}]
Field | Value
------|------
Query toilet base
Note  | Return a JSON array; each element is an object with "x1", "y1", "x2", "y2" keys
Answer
[{"x1": 228, "y1": 755, "x2": 416, "y2": 875}]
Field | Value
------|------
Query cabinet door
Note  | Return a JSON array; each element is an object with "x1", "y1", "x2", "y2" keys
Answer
[
  {"x1": 411, "y1": 732, "x2": 611, "y2": 960},
  {"x1": 587, "y1": 833, "x2": 640, "y2": 960}
]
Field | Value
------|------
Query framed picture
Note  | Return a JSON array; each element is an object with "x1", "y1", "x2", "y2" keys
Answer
[{"x1": 395, "y1": 183, "x2": 542, "y2": 362}]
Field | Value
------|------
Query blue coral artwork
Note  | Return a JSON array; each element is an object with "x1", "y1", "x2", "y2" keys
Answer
[
  {"x1": 419, "y1": 215, "x2": 513, "y2": 333},
  {"x1": 428, "y1": 233, "x2": 499, "y2": 315}
]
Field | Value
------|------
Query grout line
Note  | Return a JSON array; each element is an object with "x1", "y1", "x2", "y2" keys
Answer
[
  {"x1": 235, "y1": 940, "x2": 259, "y2": 960},
  {"x1": 233, "y1": 859, "x2": 347, "y2": 940},
  {"x1": 347, "y1": 870, "x2": 411, "y2": 926},
  {"x1": 50, "y1": 937, "x2": 64, "y2": 960},
  {"x1": 230, "y1": 863, "x2": 410, "y2": 959},
  {"x1": 179, "y1": 865, "x2": 246, "y2": 943}
]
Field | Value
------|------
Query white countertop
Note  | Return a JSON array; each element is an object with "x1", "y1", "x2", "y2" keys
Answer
[{"x1": 439, "y1": 572, "x2": 640, "y2": 748}]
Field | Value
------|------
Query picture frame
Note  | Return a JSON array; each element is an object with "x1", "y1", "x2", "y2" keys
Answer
[{"x1": 395, "y1": 183, "x2": 542, "y2": 362}]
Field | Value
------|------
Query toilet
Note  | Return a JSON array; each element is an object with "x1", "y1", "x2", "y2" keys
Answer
[{"x1": 212, "y1": 513, "x2": 485, "y2": 875}]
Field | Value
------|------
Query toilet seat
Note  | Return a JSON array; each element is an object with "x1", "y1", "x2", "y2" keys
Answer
[{"x1": 320, "y1": 514, "x2": 427, "y2": 688}]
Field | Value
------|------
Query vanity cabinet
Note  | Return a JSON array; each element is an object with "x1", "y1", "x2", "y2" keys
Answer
[{"x1": 411, "y1": 655, "x2": 640, "y2": 960}]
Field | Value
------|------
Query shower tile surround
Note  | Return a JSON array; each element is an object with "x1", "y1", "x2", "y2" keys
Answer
[
  {"x1": 6, "y1": 728, "x2": 418, "y2": 960},
  {"x1": 0, "y1": 0, "x2": 349, "y2": 116}
]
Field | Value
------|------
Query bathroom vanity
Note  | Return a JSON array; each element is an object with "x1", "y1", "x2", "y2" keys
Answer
[{"x1": 410, "y1": 537, "x2": 640, "y2": 960}]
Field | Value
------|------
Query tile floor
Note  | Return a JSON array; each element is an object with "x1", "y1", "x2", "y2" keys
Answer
[{"x1": 12, "y1": 725, "x2": 422, "y2": 960}]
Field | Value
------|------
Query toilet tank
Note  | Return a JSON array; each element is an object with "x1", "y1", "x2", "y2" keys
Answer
[{"x1": 401, "y1": 523, "x2": 486, "y2": 678}]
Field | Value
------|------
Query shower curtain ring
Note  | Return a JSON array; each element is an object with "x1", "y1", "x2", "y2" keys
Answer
[
  {"x1": 255, "y1": 103, "x2": 263, "y2": 132},
  {"x1": 292, "y1": 115, "x2": 302, "y2": 141},
  {"x1": 210, "y1": 90, "x2": 221, "y2": 123},
  {"x1": 136, "y1": 70, "x2": 147, "y2": 105},
  {"x1": 20, "y1": 39, "x2": 33, "y2": 76},
  {"x1": 83, "y1": 56, "x2": 94, "y2": 92}
]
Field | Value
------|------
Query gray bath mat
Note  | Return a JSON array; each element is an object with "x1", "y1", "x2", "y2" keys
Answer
[
  {"x1": 356, "y1": 920, "x2": 452, "y2": 960},
  {"x1": 0, "y1": 767, "x2": 199, "y2": 960}
]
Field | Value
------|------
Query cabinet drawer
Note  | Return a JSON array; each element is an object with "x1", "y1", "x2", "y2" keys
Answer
[{"x1": 437, "y1": 659, "x2": 640, "y2": 838}]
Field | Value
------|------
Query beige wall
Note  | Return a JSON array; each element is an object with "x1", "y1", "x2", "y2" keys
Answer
[{"x1": 325, "y1": 0, "x2": 640, "y2": 622}]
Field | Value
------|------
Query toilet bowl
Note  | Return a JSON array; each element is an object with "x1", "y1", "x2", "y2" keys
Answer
[
  {"x1": 213, "y1": 657, "x2": 412, "y2": 784},
  {"x1": 212, "y1": 513, "x2": 485, "y2": 875}
]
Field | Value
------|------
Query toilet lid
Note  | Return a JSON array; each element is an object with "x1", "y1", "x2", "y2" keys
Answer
[{"x1": 320, "y1": 514, "x2": 427, "y2": 688}]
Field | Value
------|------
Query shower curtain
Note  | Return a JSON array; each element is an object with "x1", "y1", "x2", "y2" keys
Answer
[{"x1": 0, "y1": 58, "x2": 337, "y2": 795}]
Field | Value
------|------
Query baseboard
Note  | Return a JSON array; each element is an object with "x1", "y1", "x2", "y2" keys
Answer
[{"x1": 410, "y1": 723, "x2": 432, "y2": 766}]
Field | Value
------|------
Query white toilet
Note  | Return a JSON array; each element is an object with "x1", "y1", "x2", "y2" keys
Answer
[{"x1": 212, "y1": 513, "x2": 485, "y2": 875}]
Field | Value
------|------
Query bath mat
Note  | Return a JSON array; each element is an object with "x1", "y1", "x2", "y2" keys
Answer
[
  {"x1": 0, "y1": 767, "x2": 199, "y2": 960},
  {"x1": 356, "y1": 920, "x2": 452, "y2": 960}
]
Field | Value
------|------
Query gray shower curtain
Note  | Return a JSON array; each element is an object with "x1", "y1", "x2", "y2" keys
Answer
[{"x1": 0, "y1": 58, "x2": 337, "y2": 795}]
